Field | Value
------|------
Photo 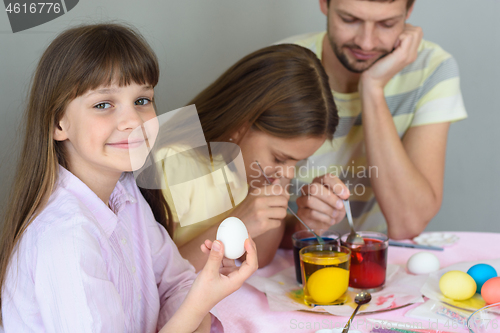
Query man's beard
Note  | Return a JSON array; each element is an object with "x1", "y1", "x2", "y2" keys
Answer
[{"x1": 327, "y1": 33, "x2": 391, "y2": 74}]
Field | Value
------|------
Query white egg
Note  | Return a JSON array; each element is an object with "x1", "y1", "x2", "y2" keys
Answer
[
  {"x1": 216, "y1": 217, "x2": 249, "y2": 259},
  {"x1": 406, "y1": 252, "x2": 440, "y2": 275}
]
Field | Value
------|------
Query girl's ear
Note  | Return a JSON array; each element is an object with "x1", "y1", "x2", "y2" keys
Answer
[
  {"x1": 53, "y1": 118, "x2": 68, "y2": 141},
  {"x1": 230, "y1": 123, "x2": 251, "y2": 143}
]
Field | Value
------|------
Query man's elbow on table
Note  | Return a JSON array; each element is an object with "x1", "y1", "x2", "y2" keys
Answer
[
  {"x1": 386, "y1": 202, "x2": 442, "y2": 240},
  {"x1": 387, "y1": 219, "x2": 429, "y2": 240}
]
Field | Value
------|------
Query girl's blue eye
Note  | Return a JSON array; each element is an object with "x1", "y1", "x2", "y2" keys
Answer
[
  {"x1": 135, "y1": 98, "x2": 151, "y2": 106},
  {"x1": 94, "y1": 102, "x2": 112, "y2": 109}
]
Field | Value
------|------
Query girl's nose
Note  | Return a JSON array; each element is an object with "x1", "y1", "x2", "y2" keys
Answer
[
  {"x1": 117, "y1": 105, "x2": 143, "y2": 131},
  {"x1": 276, "y1": 165, "x2": 295, "y2": 180}
]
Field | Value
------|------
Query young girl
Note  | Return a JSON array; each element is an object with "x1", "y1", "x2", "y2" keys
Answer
[
  {"x1": 0, "y1": 24, "x2": 257, "y2": 332},
  {"x1": 156, "y1": 44, "x2": 350, "y2": 271}
]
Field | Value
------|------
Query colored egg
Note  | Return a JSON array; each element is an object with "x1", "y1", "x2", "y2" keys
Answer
[
  {"x1": 467, "y1": 264, "x2": 497, "y2": 293},
  {"x1": 406, "y1": 252, "x2": 440, "y2": 275},
  {"x1": 439, "y1": 271, "x2": 476, "y2": 301},
  {"x1": 216, "y1": 217, "x2": 248, "y2": 259},
  {"x1": 307, "y1": 267, "x2": 349, "y2": 304},
  {"x1": 481, "y1": 277, "x2": 500, "y2": 304}
]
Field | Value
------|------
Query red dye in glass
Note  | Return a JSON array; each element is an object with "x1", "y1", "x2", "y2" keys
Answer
[{"x1": 348, "y1": 238, "x2": 387, "y2": 289}]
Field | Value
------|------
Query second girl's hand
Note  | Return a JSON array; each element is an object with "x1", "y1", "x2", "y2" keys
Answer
[{"x1": 255, "y1": 161, "x2": 324, "y2": 245}]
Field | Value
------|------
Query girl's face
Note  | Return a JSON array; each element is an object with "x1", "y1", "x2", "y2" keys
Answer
[
  {"x1": 55, "y1": 82, "x2": 157, "y2": 179},
  {"x1": 235, "y1": 128, "x2": 326, "y2": 188}
]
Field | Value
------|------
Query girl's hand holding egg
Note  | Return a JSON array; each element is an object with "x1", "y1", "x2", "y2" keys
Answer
[{"x1": 191, "y1": 227, "x2": 258, "y2": 314}]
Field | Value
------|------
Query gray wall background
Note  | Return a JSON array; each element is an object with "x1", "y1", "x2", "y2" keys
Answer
[{"x1": 0, "y1": 0, "x2": 499, "y2": 233}]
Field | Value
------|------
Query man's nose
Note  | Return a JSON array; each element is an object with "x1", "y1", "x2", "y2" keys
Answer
[{"x1": 354, "y1": 23, "x2": 377, "y2": 51}]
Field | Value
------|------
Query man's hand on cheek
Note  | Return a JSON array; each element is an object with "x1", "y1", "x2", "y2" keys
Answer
[{"x1": 360, "y1": 23, "x2": 423, "y2": 92}]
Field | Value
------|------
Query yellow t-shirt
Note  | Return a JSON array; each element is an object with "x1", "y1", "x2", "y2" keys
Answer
[{"x1": 156, "y1": 143, "x2": 248, "y2": 247}]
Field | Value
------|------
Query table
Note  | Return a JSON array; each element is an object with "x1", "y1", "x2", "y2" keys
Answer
[{"x1": 215, "y1": 232, "x2": 500, "y2": 333}]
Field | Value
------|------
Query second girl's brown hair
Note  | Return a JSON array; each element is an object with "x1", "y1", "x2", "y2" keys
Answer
[{"x1": 190, "y1": 44, "x2": 339, "y2": 144}]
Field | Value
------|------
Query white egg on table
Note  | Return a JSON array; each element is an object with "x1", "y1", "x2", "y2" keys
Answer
[
  {"x1": 406, "y1": 252, "x2": 440, "y2": 275},
  {"x1": 216, "y1": 217, "x2": 249, "y2": 259}
]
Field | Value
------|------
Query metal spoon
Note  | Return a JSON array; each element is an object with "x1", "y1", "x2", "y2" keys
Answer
[
  {"x1": 343, "y1": 199, "x2": 365, "y2": 245},
  {"x1": 255, "y1": 161, "x2": 324, "y2": 245},
  {"x1": 342, "y1": 291, "x2": 372, "y2": 333}
]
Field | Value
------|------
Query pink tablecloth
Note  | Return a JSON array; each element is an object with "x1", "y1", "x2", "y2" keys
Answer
[{"x1": 215, "y1": 232, "x2": 500, "y2": 333}]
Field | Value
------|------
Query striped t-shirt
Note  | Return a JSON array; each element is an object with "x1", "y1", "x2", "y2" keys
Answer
[{"x1": 282, "y1": 32, "x2": 467, "y2": 235}]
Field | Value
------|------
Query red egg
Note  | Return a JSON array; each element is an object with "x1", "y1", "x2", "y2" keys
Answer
[{"x1": 481, "y1": 277, "x2": 500, "y2": 304}]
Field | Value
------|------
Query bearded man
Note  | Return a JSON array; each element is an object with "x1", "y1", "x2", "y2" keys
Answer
[{"x1": 281, "y1": 0, "x2": 467, "y2": 239}]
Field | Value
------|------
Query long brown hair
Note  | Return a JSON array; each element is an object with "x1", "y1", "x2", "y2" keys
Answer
[
  {"x1": 0, "y1": 23, "x2": 171, "y2": 319},
  {"x1": 191, "y1": 44, "x2": 338, "y2": 144}
]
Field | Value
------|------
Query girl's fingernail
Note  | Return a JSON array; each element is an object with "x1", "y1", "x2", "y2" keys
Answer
[
  {"x1": 336, "y1": 200, "x2": 343, "y2": 209},
  {"x1": 212, "y1": 240, "x2": 222, "y2": 252},
  {"x1": 332, "y1": 210, "x2": 338, "y2": 218}
]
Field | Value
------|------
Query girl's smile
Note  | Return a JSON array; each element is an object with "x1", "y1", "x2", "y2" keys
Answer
[{"x1": 106, "y1": 139, "x2": 147, "y2": 149}]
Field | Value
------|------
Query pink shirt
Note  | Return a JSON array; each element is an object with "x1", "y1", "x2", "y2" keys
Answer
[{"x1": 2, "y1": 166, "x2": 217, "y2": 332}]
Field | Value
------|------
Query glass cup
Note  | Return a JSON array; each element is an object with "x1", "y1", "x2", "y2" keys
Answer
[
  {"x1": 292, "y1": 229, "x2": 340, "y2": 284},
  {"x1": 341, "y1": 231, "x2": 389, "y2": 292},
  {"x1": 467, "y1": 302, "x2": 500, "y2": 333},
  {"x1": 299, "y1": 244, "x2": 351, "y2": 306}
]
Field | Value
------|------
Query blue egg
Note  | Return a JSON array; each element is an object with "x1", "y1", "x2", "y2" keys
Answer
[{"x1": 467, "y1": 264, "x2": 498, "y2": 293}]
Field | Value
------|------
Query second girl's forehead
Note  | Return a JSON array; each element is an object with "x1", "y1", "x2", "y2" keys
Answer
[
  {"x1": 271, "y1": 135, "x2": 325, "y2": 160},
  {"x1": 83, "y1": 83, "x2": 154, "y2": 98}
]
